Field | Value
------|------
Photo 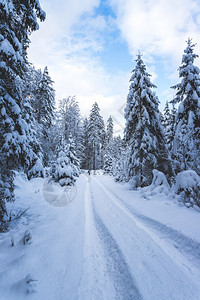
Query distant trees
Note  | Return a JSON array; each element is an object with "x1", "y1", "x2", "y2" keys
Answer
[
  {"x1": 1, "y1": 8, "x2": 200, "y2": 233},
  {"x1": 161, "y1": 101, "x2": 176, "y2": 152},
  {"x1": 88, "y1": 102, "x2": 106, "y2": 170}
]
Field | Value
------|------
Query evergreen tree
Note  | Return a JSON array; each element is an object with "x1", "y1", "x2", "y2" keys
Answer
[
  {"x1": 66, "y1": 136, "x2": 80, "y2": 178},
  {"x1": 124, "y1": 53, "x2": 173, "y2": 187},
  {"x1": 162, "y1": 101, "x2": 171, "y2": 131},
  {"x1": 80, "y1": 118, "x2": 90, "y2": 170},
  {"x1": 35, "y1": 66, "x2": 55, "y2": 166},
  {"x1": 58, "y1": 96, "x2": 80, "y2": 141},
  {"x1": 35, "y1": 66, "x2": 55, "y2": 127},
  {"x1": 52, "y1": 150, "x2": 74, "y2": 187},
  {"x1": 22, "y1": 93, "x2": 44, "y2": 179},
  {"x1": 52, "y1": 140, "x2": 79, "y2": 186},
  {"x1": 171, "y1": 39, "x2": 200, "y2": 174},
  {"x1": 0, "y1": 0, "x2": 45, "y2": 230},
  {"x1": 106, "y1": 116, "x2": 114, "y2": 144},
  {"x1": 58, "y1": 96, "x2": 83, "y2": 164},
  {"x1": 103, "y1": 116, "x2": 114, "y2": 174},
  {"x1": 88, "y1": 102, "x2": 106, "y2": 170},
  {"x1": 162, "y1": 101, "x2": 176, "y2": 152}
]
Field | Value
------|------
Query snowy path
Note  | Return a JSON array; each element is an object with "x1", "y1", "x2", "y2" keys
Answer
[
  {"x1": 1, "y1": 173, "x2": 200, "y2": 299},
  {"x1": 78, "y1": 175, "x2": 141, "y2": 299},
  {"x1": 87, "y1": 175, "x2": 200, "y2": 300}
]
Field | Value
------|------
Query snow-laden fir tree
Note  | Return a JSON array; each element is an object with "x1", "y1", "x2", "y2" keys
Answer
[
  {"x1": 0, "y1": 0, "x2": 45, "y2": 230},
  {"x1": 171, "y1": 39, "x2": 200, "y2": 175},
  {"x1": 21, "y1": 92, "x2": 44, "y2": 179},
  {"x1": 162, "y1": 101, "x2": 171, "y2": 133},
  {"x1": 103, "y1": 116, "x2": 114, "y2": 174},
  {"x1": 58, "y1": 96, "x2": 83, "y2": 164},
  {"x1": 162, "y1": 101, "x2": 176, "y2": 152},
  {"x1": 81, "y1": 118, "x2": 90, "y2": 170},
  {"x1": 34, "y1": 66, "x2": 55, "y2": 166},
  {"x1": 52, "y1": 140, "x2": 79, "y2": 186},
  {"x1": 88, "y1": 102, "x2": 106, "y2": 170},
  {"x1": 124, "y1": 53, "x2": 173, "y2": 187},
  {"x1": 58, "y1": 96, "x2": 80, "y2": 141},
  {"x1": 106, "y1": 116, "x2": 114, "y2": 144},
  {"x1": 111, "y1": 136, "x2": 129, "y2": 182},
  {"x1": 66, "y1": 136, "x2": 80, "y2": 178},
  {"x1": 35, "y1": 67, "x2": 55, "y2": 127}
]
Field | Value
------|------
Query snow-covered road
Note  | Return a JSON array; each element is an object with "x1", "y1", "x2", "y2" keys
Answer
[
  {"x1": 80, "y1": 175, "x2": 200, "y2": 300},
  {"x1": 1, "y1": 173, "x2": 200, "y2": 300}
]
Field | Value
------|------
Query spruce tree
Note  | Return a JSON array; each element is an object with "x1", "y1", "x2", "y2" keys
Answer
[
  {"x1": 171, "y1": 39, "x2": 200, "y2": 174},
  {"x1": 162, "y1": 101, "x2": 176, "y2": 152},
  {"x1": 34, "y1": 66, "x2": 55, "y2": 166},
  {"x1": 88, "y1": 102, "x2": 106, "y2": 170},
  {"x1": 58, "y1": 96, "x2": 83, "y2": 165},
  {"x1": 106, "y1": 116, "x2": 114, "y2": 144},
  {"x1": 52, "y1": 139, "x2": 79, "y2": 187},
  {"x1": 66, "y1": 136, "x2": 80, "y2": 178},
  {"x1": 81, "y1": 118, "x2": 90, "y2": 170},
  {"x1": 124, "y1": 53, "x2": 173, "y2": 187},
  {"x1": 0, "y1": 0, "x2": 45, "y2": 230},
  {"x1": 35, "y1": 67, "x2": 55, "y2": 127}
]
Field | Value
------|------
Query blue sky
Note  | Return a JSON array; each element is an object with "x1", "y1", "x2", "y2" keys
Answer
[{"x1": 28, "y1": 0, "x2": 200, "y2": 133}]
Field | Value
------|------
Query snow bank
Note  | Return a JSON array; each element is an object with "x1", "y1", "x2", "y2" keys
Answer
[
  {"x1": 140, "y1": 169, "x2": 171, "y2": 199},
  {"x1": 175, "y1": 170, "x2": 200, "y2": 191},
  {"x1": 174, "y1": 170, "x2": 200, "y2": 208}
]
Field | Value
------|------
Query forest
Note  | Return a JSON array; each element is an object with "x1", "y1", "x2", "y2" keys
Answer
[{"x1": 0, "y1": 0, "x2": 200, "y2": 233}]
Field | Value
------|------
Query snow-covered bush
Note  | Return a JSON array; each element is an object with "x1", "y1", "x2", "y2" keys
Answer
[
  {"x1": 51, "y1": 150, "x2": 77, "y2": 186},
  {"x1": 66, "y1": 138, "x2": 80, "y2": 177},
  {"x1": 140, "y1": 169, "x2": 170, "y2": 198},
  {"x1": 28, "y1": 157, "x2": 44, "y2": 180},
  {"x1": 175, "y1": 170, "x2": 200, "y2": 208}
]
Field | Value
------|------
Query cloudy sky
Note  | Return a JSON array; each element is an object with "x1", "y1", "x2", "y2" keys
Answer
[{"x1": 28, "y1": 0, "x2": 200, "y2": 133}]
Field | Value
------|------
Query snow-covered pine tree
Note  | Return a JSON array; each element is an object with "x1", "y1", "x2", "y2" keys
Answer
[
  {"x1": 161, "y1": 101, "x2": 176, "y2": 152},
  {"x1": 111, "y1": 136, "x2": 127, "y2": 181},
  {"x1": 0, "y1": 0, "x2": 45, "y2": 230},
  {"x1": 20, "y1": 92, "x2": 44, "y2": 179},
  {"x1": 15, "y1": 72, "x2": 44, "y2": 179},
  {"x1": 124, "y1": 53, "x2": 173, "y2": 187},
  {"x1": 66, "y1": 136, "x2": 80, "y2": 178},
  {"x1": 103, "y1": 116, "x2": 114, "y2": 174},
  {"x1": 162, "y1": 101, "x2": 171, "y2": 132},
  {"x1": 58, "y1": 96, "x2": 80, "y2": 141},
  {"x1": 106, "y1": 116, "x2": 114, "y2": 144},
  {"x1": 52, "y1": 140, "x2": 79, "y2": 186},
  {"x1": 168, "y1": 102, "x2": 177, "y2": 152},
  {"x1": 171, "y1": 39, "x2": 200, "y2": 174},
  {"x1": 35, "y1": 67, "x2": 55, "y2": 127},
  {"x1": 58, "y1": 96, "x2": 83, "y2": 164},
  {"x1": 34, "y1": 66, "x2": 55, "y2": 166},
  {"x1": 52, "y1": 149, "x2": 74, "y2": 187},
  {"x1": 88, "y1": 102, "x2": 106, "y2": 170},
  {"x1": 81, "y1": 118, "x2": 90, "y2": 170}
]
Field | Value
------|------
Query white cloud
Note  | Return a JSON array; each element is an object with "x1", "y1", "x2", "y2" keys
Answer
[
  {"x1": 28, "y1": 0, "x2": 129, "y2": 126},
  {"x1": 109, "y1": 0, "x2": 200, "y2": 62},
  {"x1": 28, "y1": 0, "x2": 200, "y2": 133}
]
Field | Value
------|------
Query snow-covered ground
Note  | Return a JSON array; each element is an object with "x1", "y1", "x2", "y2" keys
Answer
[{"x1": 0, "y1": 173, "x2": 200, "y2": 299}]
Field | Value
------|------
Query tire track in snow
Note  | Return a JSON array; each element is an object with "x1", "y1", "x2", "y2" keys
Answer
[
  {"x1": 91, "y1": 176, "x2": 200, "y2": 299},
  {"x1": 92, "y1": 207, "x2": 142, "y2": 300},
  {"x1": 93, "y1": 176, "x2": 200, "y2": 264},
  {"x1": 79, "y1": 176, "x2": 142, "y2": 300}
]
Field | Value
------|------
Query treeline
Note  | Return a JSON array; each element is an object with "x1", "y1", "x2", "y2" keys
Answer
[
  {"x1": 122, "y1": 40, "x2": 200, "y2": 188},
  {"x1": 0, "y1": 0, "x2": 200, "y2": 230}
]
